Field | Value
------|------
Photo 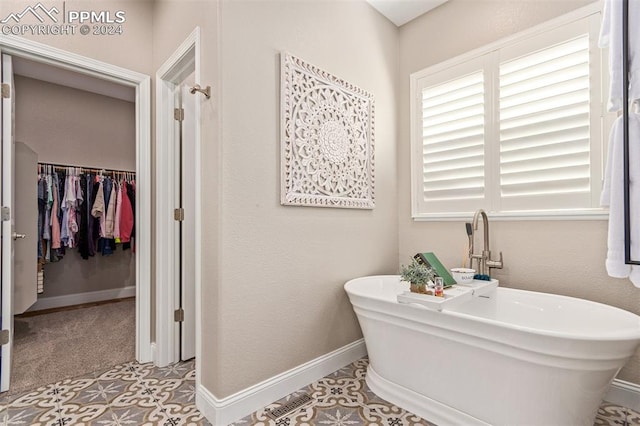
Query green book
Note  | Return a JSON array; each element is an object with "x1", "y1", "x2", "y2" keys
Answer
[{"x1": 414, "y1": 252, "x2": 457, "y2": 287}]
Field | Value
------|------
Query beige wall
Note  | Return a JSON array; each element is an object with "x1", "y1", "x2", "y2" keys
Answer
[
  {"x1": 0, "y1": 0, "x2": 153, "y2": 75},
  {"x1": 15, "y1": 76, "x2": 136, "y2": 170},
  {"x1": 216, "y1": 0, "x2": 398, "y2": 397},
  {"x1": 398, "y1": 0, "x2": 640, "y2": 383},
  {"x1": 14, "y1": 76, "x2": 136, "y2": 298}
]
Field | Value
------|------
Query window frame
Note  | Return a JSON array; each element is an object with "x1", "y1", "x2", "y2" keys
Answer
[{"x1": 409, "y1": 3, "x2": 611, "y2": 221}]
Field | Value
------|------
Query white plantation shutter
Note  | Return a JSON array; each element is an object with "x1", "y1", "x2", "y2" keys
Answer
[
  {"x1": 422, "y1": 71, "x2": 485, "y2": 202},
  {"x1": 413, "y1": 56, "x2": 490, "y2": 214},
  {"x1": 410, "y1": 12, "x2": 604, "y2": 219},
  {"x1": 499, "y1": 34, "x2": 592, "y2": 210}
]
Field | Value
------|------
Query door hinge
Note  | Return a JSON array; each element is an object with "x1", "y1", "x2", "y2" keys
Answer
[
  {"x1": 1, "y1": 206, "x2": 9, "y2": 221},
  {"x1": 0, "y1": 329, "x2": 9, "y2": 345},
  {"x1": 174, "y1": 108, "x2": 184, "y2": 121},
  {"x1": 174, "y1": 208, "x2": 184, "y2": 221},
  {"x1": 1, "y1": 83, "x2": 10, "y2": 99},
  {"x1": 174, "y1": 308, "x2": 184, "y2": 322}
]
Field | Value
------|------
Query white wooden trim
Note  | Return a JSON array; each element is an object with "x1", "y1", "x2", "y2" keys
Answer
[
  {"x1": 154, "y1": 27, "x2": 201, "y2": 368},
  {"x1": 27, "y1": 286, "x2": 136, "y2": 312},
  {"x1": 192, "y1": 29, "x2": 203, "y2": 393},
  {"x1": 0, "y1": 52, "x2": 14, "y2": 393},
  {"x1": 155, "y1": 74, "x2": 177, "y2": 368},
  {"x1": 412, "y1": 210, "x2": 609, "y2": 221},
  {"x1": 0, "y1": 34, "x2": 153, "y2": 364},
  {"x1": 0, "y1": 36, "x2": 146, "y2": 87},
  {"x1": 605, "y1": 379, "x2": 640, "y2": 412},
  {"x1": 196, "y1": 339, "x2": 367, "y2": 425},
  {"x1": 135, "y1": 75, "x2": 152, "y2": 364}
]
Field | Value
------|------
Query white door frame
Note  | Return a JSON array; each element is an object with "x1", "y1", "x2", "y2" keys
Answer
[
  {"x1": 1, "y1": 52, "x2": 15, "y2": 392},
  {"x1": 0, "y1": 35, "x2": 153, "y2": 363},
  {"x1": 155, "y1": 27, "x2": 202, "y2": 370}
]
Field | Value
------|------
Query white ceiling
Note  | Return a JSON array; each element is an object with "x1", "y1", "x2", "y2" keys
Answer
[
  {"x1": 366, "y1": 0, "x2": 448, "y2": 26},
  {"x1": 12, "y1": 56, "x2": 135, "y2": 103}
]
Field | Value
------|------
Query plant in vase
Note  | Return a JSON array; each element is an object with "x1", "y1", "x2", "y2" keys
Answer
[{"x1": 400, "y1": 259, "x2": 436, "y2": 295}]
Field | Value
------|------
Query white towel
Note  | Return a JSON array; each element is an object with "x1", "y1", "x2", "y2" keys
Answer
[
  {"x1": 599, "y1": 0, "x2": 640, "y2": 112},
  {"x1": 601, "y1": 114, "x2": 640, "y2": 286}
]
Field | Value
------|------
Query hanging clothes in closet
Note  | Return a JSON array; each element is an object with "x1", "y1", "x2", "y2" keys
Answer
[{"x1": 37, "y1": 163, "x2": 136, "y2": 293}]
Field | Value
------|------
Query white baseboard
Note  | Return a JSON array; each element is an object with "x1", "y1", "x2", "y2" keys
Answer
[
  {"x1": 27, "y1": 286, "x2": 136, "y2": 312},
  {"x1": 605, "y1": 379, "x2": 640, "y2": 411},
  {"x1": 196, "y1": 338, "x2": 367, "y2": 426},
  {"x1": 150, "y1": 342, "x2": 157, "y2": 364}
]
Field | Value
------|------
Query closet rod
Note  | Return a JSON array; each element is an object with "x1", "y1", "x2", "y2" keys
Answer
[
  {"x1": 622, "y1": 0, "x2": 638, "y2": 264},
  {"x1": 37, "y1": 161, "x2": 135, "y2": 175}
]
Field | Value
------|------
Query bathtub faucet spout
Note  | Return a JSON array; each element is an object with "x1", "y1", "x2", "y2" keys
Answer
[{"x1": 470, "y1": 209, "x2": 503, "y2": 277}]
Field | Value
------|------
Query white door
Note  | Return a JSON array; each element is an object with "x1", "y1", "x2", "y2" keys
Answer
[
  {"x1": 0, "y1": 52, "x2": 15, "y2": 392},
  {"x1": 174, "y1": 79, "x2": 196, "y2": 361},
  {"x1": 181, "y1": 82, "x2": 196, "y2": 360}
]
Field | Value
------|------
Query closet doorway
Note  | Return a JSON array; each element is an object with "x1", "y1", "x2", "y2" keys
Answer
[{"x1": 0, "y1": 37, "x2": 152, "y2": 393}]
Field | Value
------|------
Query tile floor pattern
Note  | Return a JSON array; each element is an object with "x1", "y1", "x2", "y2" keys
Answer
[
  {"x1": 0, "y1": 356, "x2": 638, "y2": 425},
  {"x1": 231, "y1": 358, "x2": 639, "y2": 426},
  {"x1": 0, "y1": 359, "x2": 210, "y2": 426}
]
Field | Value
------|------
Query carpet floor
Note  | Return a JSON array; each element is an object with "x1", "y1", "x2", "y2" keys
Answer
[{"x1": 8, "y1": 298, "x2": 135, "y2": 396}]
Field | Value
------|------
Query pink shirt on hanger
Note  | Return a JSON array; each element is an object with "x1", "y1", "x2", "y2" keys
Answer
[
  {"x1": 51, "y1": 178, "x2": 61, "y2": 249},
  {"x1": 119, "y1": 181, "x2": 134, "y2": 243}
]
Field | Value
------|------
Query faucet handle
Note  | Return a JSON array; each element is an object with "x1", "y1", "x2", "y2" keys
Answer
[{"x1": 486, "y1": 251, "x2": 503, "y2": 270}]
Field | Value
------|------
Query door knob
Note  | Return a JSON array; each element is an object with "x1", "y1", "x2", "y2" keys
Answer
[{"x1": 12, "y1": 232, "x2": 26, "y2": 240}]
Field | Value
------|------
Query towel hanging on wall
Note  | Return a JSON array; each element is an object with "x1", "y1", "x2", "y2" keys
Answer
[
  {"x1": 601, "y1": 115, "x2": 640, "y2": 286},
  {"x1": 600, "y1": 0, "x2": 640, "y2": 281},
  {"x1": 599, "y1": 0, "x2": 640, "y2": 111}
]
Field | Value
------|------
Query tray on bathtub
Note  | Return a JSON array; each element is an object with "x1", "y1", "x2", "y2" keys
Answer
[
  {"x1": 456, "y1": 278, "x2": 499, "y2": 295},
  {"x1": 397, "y1": 279, "x2": 498, "y2": 311}
]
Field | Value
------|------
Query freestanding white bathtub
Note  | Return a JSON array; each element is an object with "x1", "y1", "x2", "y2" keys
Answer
[{"x1": 344, "y1": 275, "x2": 640, "y2": 426}]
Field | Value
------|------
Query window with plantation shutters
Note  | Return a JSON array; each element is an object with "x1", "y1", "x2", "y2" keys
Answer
[{"x1": 410, "y1": 12, "x2": 607, "y2": 219}]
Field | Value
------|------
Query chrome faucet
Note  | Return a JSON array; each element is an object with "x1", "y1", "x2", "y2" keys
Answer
[{"x1": 469, "y1": 209, "x2": 503, "y2": 277}]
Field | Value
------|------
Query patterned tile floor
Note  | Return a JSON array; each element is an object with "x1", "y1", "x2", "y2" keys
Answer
[
  {"x1": 232, "y1": 358, "x2": 639, "y2": 426},
  {"x1": 0, "y1": 359, "x2": 210, "y2": 426},
  {"x1": 0, "y1": 356, "x2": 638, "y2": 425}
]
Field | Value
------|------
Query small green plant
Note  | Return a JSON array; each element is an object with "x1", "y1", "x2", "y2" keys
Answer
[{"x1": 400, "y1": 259, "x2": 436, "y2": 287}]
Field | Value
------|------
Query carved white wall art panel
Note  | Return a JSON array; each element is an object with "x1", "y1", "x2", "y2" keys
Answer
[{"x1": 280, "y1": 52, "x2": 375, "y2": 209}]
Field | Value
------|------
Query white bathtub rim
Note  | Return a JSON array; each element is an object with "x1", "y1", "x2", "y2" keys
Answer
[
  {"x1": 345, "y1": 275, "x2": 640, "y2": 342},
  {"x1": 352, "y1": 295, "x2": 640, "y2": 349},
  {"x1": 447, "y1": 287, "x2": 640, "y2": 341},
  {"x1": 365, "y1": 364, "x2": 491, "y2": 426}
]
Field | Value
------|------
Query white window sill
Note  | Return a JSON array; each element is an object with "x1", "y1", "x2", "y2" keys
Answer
[{"x1": 412, "y1": 209, "x2": 609, "y2": 221}]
